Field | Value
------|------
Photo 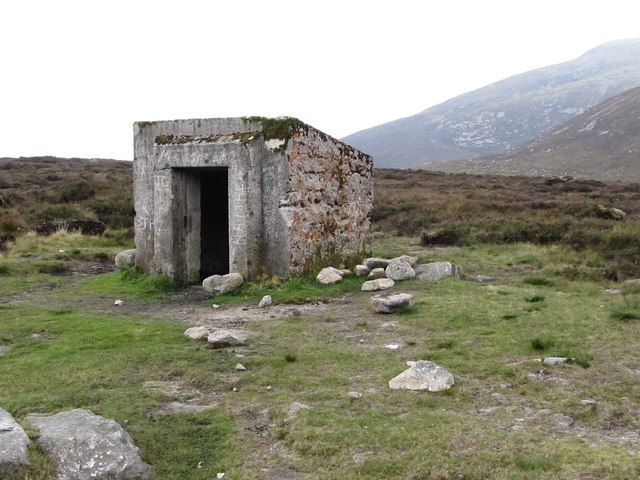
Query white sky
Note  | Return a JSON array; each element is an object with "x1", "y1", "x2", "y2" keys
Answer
[{"x1": 2, "y1": 0, "x2": 640, "y2": 161}]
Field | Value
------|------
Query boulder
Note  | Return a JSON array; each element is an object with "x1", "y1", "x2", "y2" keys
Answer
[
  {"x1": 184, "y1": 326, "x2": 210, "y2": 340},
  {"x1": 354, "y1": 265, "x2": 370, "y2": 277},
  {"x1": 367, "y1": 268, "x2": 386, "y2": 279},
  {"x1": 385, "y1": 261, "x2": 416, "y2": 281},
  {"x1": 389, "y1": 360, "x2": 454, "y2": 392},
  {"x1": 258, "y1": 295, "x2": 273, "y2": 308},
  {"x1": 361, "y1": 278, "x2": 395, "y2": 292},
  {"x1": 415, "y1": 262, "x2": 459, "y2": 282},
  {"x1": 0, "y1": 408, "x2": 30, "y2": 475},
  {"x1": 202, "y1": 273, "x2": 244, "y2": 296},
  {"x1": 364, "y1": 257, "x2": 391, "y2": 269},
  {"x1": 114, "y1": 249, "x2": 137, "y2": 269},
  {"x1": 207, "y1": 329, "x2": 248, "y2": 348},
  {"x1": 371, "y1": 293, "x2": 413, "y2": 313},
  {"x1": 316, "y1": 267, "x2": 343, "y2": 285},
  {"x1": 26, "y1": 409, "x2": 152, "y2": 480}
]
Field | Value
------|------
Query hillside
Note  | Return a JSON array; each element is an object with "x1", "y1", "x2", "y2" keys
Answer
[
  {"x1": 425, "y1": 85, "x2": 640, "y2": 181},
  {"x1": 343, "y1": 38, "x2": 640, "y2": 168}
]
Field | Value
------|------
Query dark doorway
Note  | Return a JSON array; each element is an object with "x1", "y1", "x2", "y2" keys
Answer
[{"x1": 200, "y1": 169, "x2": 229, "y2": 279}]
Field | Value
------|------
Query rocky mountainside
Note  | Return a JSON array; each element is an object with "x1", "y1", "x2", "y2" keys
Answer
[
  {"x1": 425, "y1": 85, "x2": 640, "y2": 182},
  {"x1": 343, "y1": 38, "x2": 640, "y2": 168}
]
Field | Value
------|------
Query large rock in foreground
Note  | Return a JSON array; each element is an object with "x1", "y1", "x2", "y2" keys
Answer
[
  {"x1": 115, "y1": 249, "x2": 137, "y2": 269},
  {"x1": 371, "y1": 293, "x2": 413, "y2": 313},
  {"x1": 389, "y1": 360, "x2": 455, "y2": 392},
  {"x1": 0, "y1": 408, "x2": 30, "y2": 475},
  {"x1": 26, "y1": 409, "x2": 152, "y2": 480},
  {"x1": 316, "y1": 267, "x2": 343, "y2": 285},
  {"x1": 385, "y1": 261, "x2": 416, "y2": 281},
  {"x1": 202, "y1": 273, "x2": 244, "y2": 296},
  {"x1": 362, "y1": 278, "x2": 395, "y2": 292},
  {"x1": 207, "y1": 329, "x2": 248, "y2": 348}
]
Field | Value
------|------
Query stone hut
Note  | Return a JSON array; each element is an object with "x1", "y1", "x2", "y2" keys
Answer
[{"x1": 133, "y1": 117, "x2": 373, "y2": 285}]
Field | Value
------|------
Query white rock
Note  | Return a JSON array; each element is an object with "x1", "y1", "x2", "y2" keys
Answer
[
  {"x1": 385, "y1": 261, "x2": 416, "y2": 281},
  {"x1": 184, "y1": 326, "x2": 210, "y2": 340},
  {"x1": 316, "y1": 267, "x2": 343, "y2": 285},
  {"x1": 114, "y1": 299, "x2": 124, "y2": 306},
  {"x1": 415, "y1": 262, "x2": 459, "y2": 282},
  {"x1": 258, "y1": 295, "x2": 272, "y2": 308},
  {"x1": 347, "y1": 391, "x2": 363, "y2": 399},
  {"x1": 0, "y1": 408, "x2": 30, "y2": 475},
  {"x1": 114, "y1": 249, "x2": 136, "y2": 269},
  {"x1": 371, "y1": 293, "x2": 413, "y2": 313},
  {"x1": 367, "y1": 268, "x2": 386, "y2": 279},
  {"x1": 288, "y1": 402, "x2": 310, "y2": 417},
  {"x1": 354, "y1": 265, "x2": 371, "y2": 276},
  {"x1": 202, "y1": 273, "x2": 244, "y2": 296},
  {"x1": 235, "y1": 363, "x2": 247, "y2": 371},
  {"x1": 543, "y1": 357, "x2": 570, "y2": 365},
  {"x1": 207, "y1": 329, "x2": 248, "y2": 348},
  {"x1": 390, "y1": 255, "x2": 418, "y2": 267},
  {"x1": 361, "y1": 278, "x2": 395, "y2": 291},
  {"x1": 389, "y1": 360, "x2": 454, "y2": 392}
]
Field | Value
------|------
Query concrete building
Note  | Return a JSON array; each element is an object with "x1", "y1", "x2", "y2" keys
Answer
[{"x1": 133, "y1": 117, "x2": 373, "y2": 285}]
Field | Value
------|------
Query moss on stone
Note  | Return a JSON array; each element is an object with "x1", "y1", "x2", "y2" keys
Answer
[{"x1": 244, "y1": 117, "x2": 306, "y2": 141}]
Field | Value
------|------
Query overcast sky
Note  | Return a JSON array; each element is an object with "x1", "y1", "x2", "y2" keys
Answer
[{"x1": 2, "y1": 0, "x2": 639, "y2": 161}]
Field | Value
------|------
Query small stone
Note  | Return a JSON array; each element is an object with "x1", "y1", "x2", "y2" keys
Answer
[
  {"x1": 385, "y1": 261, "x2": 416, "y2": 281},
  {"x1": 114, "y1": 299, "x2": 124, "y2": 306},
  {"x1": 258, "y1": 295, "x2": 272, "y2": 308},
  {"x1": 207, "y1": 329, "x2": 248, "y2": 348},
  {"x1": 478, "y1": 407, "x2": 498, "y2": 416},
  {"x1": 384, "y1": 344, "x2": 400, "y2": 350},
  {"x1": 347, "y1": 392, "x2": 363, "y2": 399},
  {"x1": 235, "y1": 363, "x2": 247, "y2": 371},
  {"x1": 380, "y1": 321, "x2": 398, "y2": 329},
  {"x1": 391, "y1": 255, "x2": 418, "y2": 266},
  {"x1": 316, "y1": 267, "x2": 343, "y2": 285},
  {"x1": 491, "y1": 393, "x2": 508, "y2": 403},
  {"x1": 603, "y1": 289, "x2": 622, "y2": 294},
  {"x1": 217, "y1": 473, "x2": 225, "y2": 479},
  {"x1": 211, "y1": 304, "x2": 221, "y2": 309},
  {"x1": 553, "y1": 414, "x2": 575, "y2": 426},
  {"x1": 184, "y1": 326, "x2": 210, "y2": 340},
  {"x1": 353, "y1": 452, "x2": 369, "y2": 465},
  {"x1": 367, "y1": 268, "x2": 386, "y2": 279},
  {"x1": 580, "y1": 399, "x2": 598, "y2": 405},
  {"x1": 354, "y1": 265, "x2": 371, "y2": 276},
  {"x1": 288, "y1": 402, "x2": 310, "y2": 417},
  {"x1": 114, "y1": 249, "x2": 136, "y2": 269},
  {"x1": 371, "y1": 293, "x2": 412, "y2": 313},
  {"x1": 543, "y1": 357, "x2": 569, "y2": 365},
  {"x1": 526, "y1": 374, "x2": 538, "y2": 381},
  {"x1": 388, "y1": 360, "x2": 454, "y2": 392},
  {"x1": 361, "y1": 278, "x2": 395, "y2": 292},
  {"x1": 202, "y1": 273, "x2": 244, "y2": 296}
]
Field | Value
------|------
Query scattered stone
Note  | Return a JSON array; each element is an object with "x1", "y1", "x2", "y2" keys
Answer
[
  {"x1": 384, "y1": 344, "x2": 400, "y2": 350},
  {"x1": 388, "y1": 360, "x2": 454, "y2": 392},
  {"x1": 500, "y1": 383, "x2": 512, "y2": 389},
  {"x1": 603, "y1": 289, "x2": 622, "y2": 295},
  {"x1": 235, "y1": 363, "x2": 247, "y2": 371},
  {"x1": 385, "y1": 261, "x2": 416, "y2": 281},
  {"x1": 114, "y1": 299, "x2": 124, "y2": 306},
  {"x1": 371, "y1": 293, "x2": 413, "y2": 313},
  {"x1": 478, "y1": 407, "x2": 498, "y2": 416},
  {"x1": 352, "y1": 452, "x2": 370, "y2": 465},
  {"x1": 415, "y1": 262, "x2": 459, "y2": 282},
  {"x1": 114, "y1": 249, "x2": 137, "y2": 269},
  {"x1": 367, "y1": 267, "x2": 386, "y2": 280},
  {"x1": 380, "y1": 321, "x2": 398, "y2": 329},
  {"x1": 288, "y1": 402, "x2": 310, "y2": 417},
  {"x1": 150, "y1": 402, "x2": 218, "y2": 415},
  {"x1": 184, "y1": 326, "x2": 210, "y2": 340},
  {"x1": 347, "y1": 392, "x2": 363, "y2": 399},
  {"x1": 211, "y1": 304, "x2": 220, "y2": 309},
  {"x1": 258, "y1": 295, "x2": 272, "y2": 308},
  {"x1": 340, "y1": 269, "x2": 352, "y2": 276},
  {"x1": 207, "y1": 330, "x2": 248, "y2": 348},
  {"x1": 0, "y1": 408, "x2": 30, "y2": 475},
  {"x1": 391, "y1": 255, "x2": 418, "y2": 267},
  {"x1": 0, "y1": 346, "x2": 9, "y2": 356},
  {"x1": 553, "y1": 413, "x2": 575, "y2": 426},
  {"x1": 580, "y1": 399, "x2": 598, "y2": 405},
  {"x1": 316, "y1": 267, "x2": 343, "y2": 285},
  {"x1": 26, "y1": 409, "x2": 152, "y2": 480},
  {"x1": 543, "y1": 357, "x2": 570, "y2": 365},
  {"x1": 354, "y1": 265, "x2": 371, "y2": 276},
  {"x1": 491, "y1": 393, "x2": 508, "y2": 403},
  {"x1": 364, "y1": 257, "x2": 391, "y2": 269},
  {"x1": 202, "y1": 273, "x2": 244, "y2": 296},
  {"x1": 362, "y1": 278, "x2": 395, "y2": 292},
  {"x1": 467, "y1": 274, "x2": 496, "y2": 283}
]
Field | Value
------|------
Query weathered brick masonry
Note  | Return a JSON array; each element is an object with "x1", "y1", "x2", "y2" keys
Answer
[{"x1": 133, "y1": 117, "x2": 373, "y2": 285}]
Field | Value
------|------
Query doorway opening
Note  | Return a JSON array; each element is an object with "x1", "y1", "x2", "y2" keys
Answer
[{"x1": 200, "y1": 169, "x2": 229, "y2": 280}]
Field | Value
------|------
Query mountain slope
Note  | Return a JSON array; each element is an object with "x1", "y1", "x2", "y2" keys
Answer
[
  {"x1": 343, "y1": 38, "x2": 640, "y2": 168},
  {"x1": 423, "y1": 85, "x2": 640, "y2": 182}
]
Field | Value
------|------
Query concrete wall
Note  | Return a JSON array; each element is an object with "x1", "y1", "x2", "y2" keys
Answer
[{"x1": 133, "y1": 117, "x2": 372, "y2": 285}]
